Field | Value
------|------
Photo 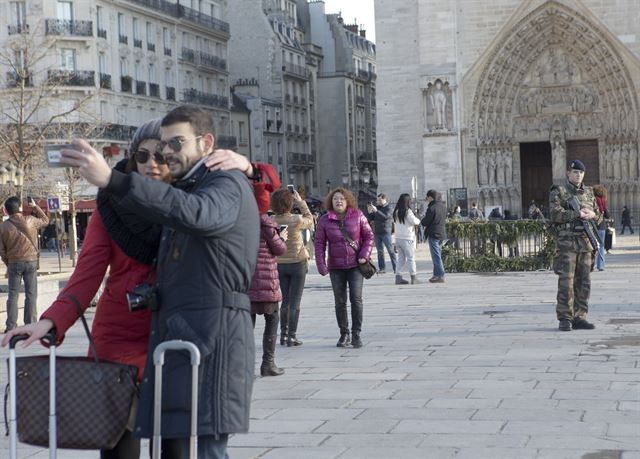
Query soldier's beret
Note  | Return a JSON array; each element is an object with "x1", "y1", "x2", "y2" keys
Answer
[{"x1": 569, "y1": 159, "x2": 586, "y2": 171}]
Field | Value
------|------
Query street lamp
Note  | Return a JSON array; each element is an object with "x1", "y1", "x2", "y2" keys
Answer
[
  {"x1": 340, "y1": 170, "x2": 349, "y2": 187},
  {"x1": 362, "y1": 167, "x2": 371, "y2": 188},
  {"x1": 325, "y1": 179, "x2": 331, "y2": 193}
]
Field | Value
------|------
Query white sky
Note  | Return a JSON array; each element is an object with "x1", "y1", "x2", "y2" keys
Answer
[{"x1": 321, "y1": 0, "x2": 376, "y2": 43}]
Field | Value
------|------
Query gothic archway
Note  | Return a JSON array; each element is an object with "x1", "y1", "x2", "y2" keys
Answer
[{"x1": 468, "y1": 1, "x2": 639, "y2": 216}]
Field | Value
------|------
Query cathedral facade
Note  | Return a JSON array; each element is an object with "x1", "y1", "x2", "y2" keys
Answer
[{"x1": 375, "y1": 0, "x2": 640, "y2": 219}]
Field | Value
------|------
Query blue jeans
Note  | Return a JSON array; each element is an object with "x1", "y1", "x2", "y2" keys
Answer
[
  {"x1": 278, "y1": 261, "x2": 307, "y2": 336},
  {"x1": 329, "y1": 267, "x2": 364, "y2": 334},
  {"x1": 428, "y1": 237, "x2": 445, "y2": 278},
  {"x1": 374, "y1": 233, "x2": 396, "y2": 272},
  {"x1": 596, "y1": 229, "x2": 606, "y2": 270},
  {"x1": 5, "y1": 261, "x2": 38, "y2": 331}
]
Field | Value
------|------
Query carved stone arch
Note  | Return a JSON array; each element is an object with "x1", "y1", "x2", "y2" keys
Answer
[{"x1": 471, "y1": 2, "x2": 638, "y2": 144}]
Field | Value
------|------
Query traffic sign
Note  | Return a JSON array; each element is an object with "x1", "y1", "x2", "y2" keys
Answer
[{"x1": 47, "y1": 196, "x2": 61, "y2": 212}]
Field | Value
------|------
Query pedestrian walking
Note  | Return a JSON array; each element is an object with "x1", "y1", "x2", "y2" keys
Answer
[
  {"x1": 593, "y1": 184, "x2": 610, "y2": 271},
  {"x1": 248, "y1": 173, "x2": 288, "y2": 377},
  {"x1": 366, "y1": 194, "x2": 396, "y2": 274},
  {"x1": 420, "y1": 190, "x2": 447, "y2": 283},
  {"x1": 315, "y1": 188, "x2": 374, "y2": 348},
  {"x1": 549, "y1": 159, "x2": 601, "y2": 331},
  {"x1": 620, "y1": 205, "x2": 634, "y2": 234},
  {"x1": 271, "y1": 187, "x2": 314, "y2": 347},
  {"x1": 392, "y1": 193, "x2": 421, "y2": 285},
  {"x1": 0, "y1": 196, "x2": 48, "y2": 333}
]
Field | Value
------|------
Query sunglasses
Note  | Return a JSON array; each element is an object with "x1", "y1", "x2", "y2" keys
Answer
[
  {"x1": 134, "y1": 149, "x2": 167, "y2": 165},
  {"x1": 156, "y1": 136, "x2": 203, "y2": 154}
]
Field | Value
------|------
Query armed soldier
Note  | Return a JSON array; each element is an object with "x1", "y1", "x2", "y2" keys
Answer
[{"x1": 549, "y1": 159, "x2": 602, "y2": 331}]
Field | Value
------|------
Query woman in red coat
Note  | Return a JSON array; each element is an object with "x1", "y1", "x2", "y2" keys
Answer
[
  {"x1": 2, "y1": 119, "x2": 170, "y2": 459},
  {"x1": 248, "y1": 166, "x2": 288, "y2": 376}
]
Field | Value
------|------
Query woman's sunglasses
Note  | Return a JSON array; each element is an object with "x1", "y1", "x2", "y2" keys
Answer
[{"x1": 134, "y1": 149, "x2": 167, "y2": 165}]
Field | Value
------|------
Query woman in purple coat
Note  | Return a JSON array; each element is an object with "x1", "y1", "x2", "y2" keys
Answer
[{"x1": 315, "y1": 188, "x2": 374, "y2": 348}]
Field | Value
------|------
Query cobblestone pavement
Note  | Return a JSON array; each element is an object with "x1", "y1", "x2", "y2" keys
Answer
[{"x1": 1, "y1": 235, "x2": 638, "y2": 458}]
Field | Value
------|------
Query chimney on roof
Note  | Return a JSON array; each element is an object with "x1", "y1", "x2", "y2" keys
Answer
[
  {"x1": 345, "y1": 23, "x2": 358, "y2": 34},
  {"x1": 359, "y1": 28, "x2": 366, "y2": 38}
]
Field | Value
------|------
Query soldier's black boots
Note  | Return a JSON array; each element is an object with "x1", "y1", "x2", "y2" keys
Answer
[
  {"x1": 337, "y1": 332, "x2": 351, "y2": 347},
  {"x1": 572, "y1": 317, "x2": 595, "y2": 330},
  {"x1": 260, "y1": 336, "x2": 284, "y2": 377},
  {"x1": 351, "y1": 333, "x2": 363, "y2": 348},
  {"x1": 558, "y1": 319, "x2": 571, "y2": 331}
]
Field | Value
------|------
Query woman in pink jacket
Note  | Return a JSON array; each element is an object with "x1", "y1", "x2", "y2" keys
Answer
[
  {"x1": 314, "y1": 188, "x2": 374, "y2": 348},
  {"x1": 248, "y1": 168, "x2": 288, "y2": 376}
]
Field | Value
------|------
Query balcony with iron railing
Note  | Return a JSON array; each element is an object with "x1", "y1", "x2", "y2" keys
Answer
[
  {"x1": 127, "y1": 0, "x2": 229, "y2": 36},
  {"x1": 164, "y1": 47, "x2": 172, "y2": 56},
  {"x1": 135, "y1": 80, "x2": 147, "y2": 95},
  {"x1": 149, "y1": 83, "x2": 160, "y2": 97},
  {"x1": 8, "y1": 23, "x2": 29, "y2": 35},
  {"x1": 134, "y1": 38, "x2": 143, "y2": 48},
  {"x1": 45, "y1": 19, "x2": 93, "y2": 37},
  {"x1": 147, "y1": 43, "x2": 156, "y2": 52},
  {"x1": 282, "y1": 63, "x2": 308, "y2": 79},
  {"x1": 166, "y1": 86, "x2": 175, "y2": 100},
  {"x1": 199, "y1": 52, "x2": 227, "y2": 71},
  {"x1": 48, "y1": 70, "x2": 95, "y2": 86},
  {"x1": 182, "y1": 88, "x2": 228, "y2": 109},
  {"x1": 119, "y1": 34, "x2": 128, "y2": 45},
  {"x1": 5, "y1": 71, "x2": 33, "y2": 88},
  {"x1": 181, "y1": 47, "x2": 196, "y2": 64},
  {"x1": 217, "y1": 135, "x2": 237, "y2": 149},
  {"x1": 287, "y1": 152, "x2": 315, "y2": 166},
  {"x1": 99, "y1": 73, "x2": 111, "y2": 89},
  {"x1": 97, "y1": 28, "x2": 107, "y2": 39}
]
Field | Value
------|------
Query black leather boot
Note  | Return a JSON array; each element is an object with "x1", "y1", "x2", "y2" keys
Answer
[
  {"x1": 260, "y1": 336, "x2": 284, "y2": 377},
  {"x1": 280, "y1": 307, "x2": 288, "y2": 345},
  {"x1": 336, "y1": 332, "x2": 351, "y2": 347},
  {"x1": 287, "y1": 334, "x2": 303, "y2": 346},
  {"x1": 351, "y1": 332, "x2": 362, "y2": 348}
]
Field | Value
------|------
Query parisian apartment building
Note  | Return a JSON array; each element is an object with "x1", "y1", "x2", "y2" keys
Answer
[{"x1": 0, "y1": 0, "x2": 234, "y2": 171}]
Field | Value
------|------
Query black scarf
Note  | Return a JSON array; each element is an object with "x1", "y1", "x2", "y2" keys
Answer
[{"x1": 96, "y1": 160, "x2": 161, "y2": 265}]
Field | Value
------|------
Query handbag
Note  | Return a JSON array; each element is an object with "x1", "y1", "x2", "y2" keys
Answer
[
  {"x1": 6, "y1": 294, "x2": 138, "y2": 450},
  {"x1": 334, "y1": 220, "x2": 376, "y2": 279}
]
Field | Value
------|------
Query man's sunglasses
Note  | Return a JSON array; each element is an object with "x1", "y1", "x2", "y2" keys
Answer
[
  {"x1": 134, "y1": 149, "x2": 167, "y2": 165},
  {"x1": 156, "y1": 136, "x2": 203, "y2": 154}
]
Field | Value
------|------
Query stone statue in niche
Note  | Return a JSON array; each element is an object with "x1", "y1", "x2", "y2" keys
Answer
[
  {"x1": 605, "y1": 145, "x2": 615, "y2": 179},
  {"x1": 478, "y1": 151, "x2": 488, "y2": 186},
  {"x1": 504, "y1": 150, "x2": 513, "y2": 185},
  {"x1": 552, "y1": 138, "x2": 566, "y2": 174},
  {"x1": 431, "y1": 80, "x2": 447, "y2": 128},
  {"x1": 496, "y1": 149, "x2": 506, "y2": 186},
  {"x1": 488, "y1": 150, "x2": 497, "y2": 186},
  {"x1": 627, "y1": 142, "x2": 638, "y2": 180},
  {"x1": 621, "y1": 146, "x2": 630, "y2": 181},
  {"x1": 425, "y1": 79, "x2": 453, "y2": 132},
  {"x1": 612, "y1": 144, "x2": 622, "y2": 181}
]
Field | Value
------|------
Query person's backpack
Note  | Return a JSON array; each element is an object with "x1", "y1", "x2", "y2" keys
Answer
[{"x1": 469, "y1": 207, "x2": 482, "y2": 221}]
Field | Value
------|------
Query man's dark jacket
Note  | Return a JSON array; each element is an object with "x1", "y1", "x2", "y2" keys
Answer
[
  {"x1": 105, "y1": 163, "x2": 259, "y2": 438},
  {"x1": 368, "y1": 204, "x2": 393, "y2": 235},
  {"x1": 421, "y1": 199, "x2": 447, "y2": 240}
]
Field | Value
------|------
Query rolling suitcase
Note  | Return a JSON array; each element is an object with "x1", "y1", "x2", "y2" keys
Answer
[
  {"x1": 152, "y1": 340, "x2": 201, "y2": 459},
  {"x1": 8, "y1": 333, "x2": 57, "y2": 459}
]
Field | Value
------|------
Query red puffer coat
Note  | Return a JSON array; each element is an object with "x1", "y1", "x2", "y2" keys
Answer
[
  {"x1": 314, "y1": 208, "x2": 374, "y2": 276},
  {"x1": 247, "y1": 214, "x2": 287, "y2": 302}
]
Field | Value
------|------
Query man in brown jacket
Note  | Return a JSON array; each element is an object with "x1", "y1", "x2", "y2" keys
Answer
[{"x1": 0, "y1": 196, "x2": 48, "y2": 332}]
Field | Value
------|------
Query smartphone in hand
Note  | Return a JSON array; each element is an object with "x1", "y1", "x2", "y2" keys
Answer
[
  {"x1": 44, "y1": 144, "x2": 75, "y2": 168},
  {"x1": 287, "y1": 184, "x2": 295, "y2": 194}
]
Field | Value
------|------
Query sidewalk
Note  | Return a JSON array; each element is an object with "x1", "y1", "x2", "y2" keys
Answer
[{"x1": 1, "y1": 235, "x2": 638, "y2": 458}]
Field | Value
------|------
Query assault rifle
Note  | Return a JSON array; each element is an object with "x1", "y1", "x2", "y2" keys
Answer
[{"x1": 567, "y1": 196, "x2": 603, "y2": 264}]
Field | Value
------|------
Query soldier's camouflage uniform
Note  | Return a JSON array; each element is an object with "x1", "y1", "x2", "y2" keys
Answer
[{"x1": 549, "y1": 180, "x2": 602, "y2": 320}]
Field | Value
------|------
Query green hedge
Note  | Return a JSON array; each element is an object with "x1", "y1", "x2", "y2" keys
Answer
[{"x1": 443, "y1": 220, "x2": 554, "y2": 273}]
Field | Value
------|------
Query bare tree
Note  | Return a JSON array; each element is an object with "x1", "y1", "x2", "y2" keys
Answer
[{"x1": 0, "y1": 25, "x2": 94, "y2": 204}]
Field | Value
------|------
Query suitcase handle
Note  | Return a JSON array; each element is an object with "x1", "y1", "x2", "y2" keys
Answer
[
  {"x1": 8, "y1": 330, "x2": 56, "y2": 349},
  {"x1": 152, "y1": 340, "x2": 201, "y2": 459}
]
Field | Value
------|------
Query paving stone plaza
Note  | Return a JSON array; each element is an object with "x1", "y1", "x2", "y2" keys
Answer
[{"x1": 1, "y1": 236, "x2": 638, "y2": 458}]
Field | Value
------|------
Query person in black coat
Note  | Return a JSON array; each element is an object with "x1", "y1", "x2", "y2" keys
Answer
[
  {"x1": 420, "y1": 190, "x2": 447, "y2": 283},
  {"x1": 62, "y1": 106, "x2": 259, "y2": 459}
]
